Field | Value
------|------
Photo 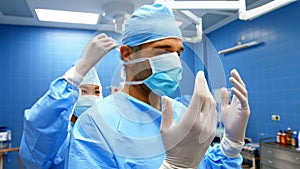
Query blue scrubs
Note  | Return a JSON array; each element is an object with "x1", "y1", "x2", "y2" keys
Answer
[{"x1": 20, "y1": 78, "x2": 243, "y2": 169}]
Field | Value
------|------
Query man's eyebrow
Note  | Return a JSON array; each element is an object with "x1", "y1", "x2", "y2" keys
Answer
[
  {"x1": 153, "y1": 45, "x2": 185, "y2": 52},
  {"x1": 153, "y1": 44, "x2": 171, "y2": 49},
  {"x1": 153, "y1": 44, "x2": 176, "y2": 49}
]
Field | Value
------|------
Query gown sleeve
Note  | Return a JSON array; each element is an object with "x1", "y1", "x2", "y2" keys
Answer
[
  {"x1": 19, "y1": 77, "x2": 79, "y2": 169},
  {"x1": 199, "y1": 144, "x2": 243, "y2": 169}
]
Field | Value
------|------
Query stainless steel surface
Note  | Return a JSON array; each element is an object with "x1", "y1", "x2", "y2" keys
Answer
[{"x1": 260, "y1": 142, "x2": 300, "y2": 169}]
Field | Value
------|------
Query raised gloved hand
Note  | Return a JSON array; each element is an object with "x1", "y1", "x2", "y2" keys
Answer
[
  {"x1": 65, "y1": 33, "x2": 117, "y2": 87},
  {"x1": 220, "y1": 69, "x2": 250, "y2": 158},
  {"x1": 159, "y1": 71, "x2": 217, "y2": 169}
]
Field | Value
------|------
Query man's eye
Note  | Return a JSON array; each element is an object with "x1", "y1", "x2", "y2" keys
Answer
[{"x1": 95, "y1": 91, "x2": 100, "y2": 95}]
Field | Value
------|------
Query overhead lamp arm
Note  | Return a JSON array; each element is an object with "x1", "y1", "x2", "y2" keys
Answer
[
  {"x1": 179, "y1": 10, "x2": 203, "y2": 43},
  {"x1": 157, "y1": 0, "x2": 297, "y2": 21},
  {"x1": 239, "y1": 0, "x2": 297, "y2": 20},
  {"x1": 155, "y1": 0, "x2": 297, "y2": 43}
]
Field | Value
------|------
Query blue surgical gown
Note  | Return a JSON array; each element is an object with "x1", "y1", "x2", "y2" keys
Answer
[
  {"x1": 20, "y1": 77, "x2": 243, "y2": 169},
  {"x1": 68, "y1": 92, "x2": 243, "y2": 169},
  {"x1": 20, "y1": 77, "x2": 79, "y2": 169}
]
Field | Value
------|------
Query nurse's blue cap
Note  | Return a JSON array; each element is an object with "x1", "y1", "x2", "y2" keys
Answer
[{"x1": 121, "y1": 3, "x2": 182, "y2": 47}]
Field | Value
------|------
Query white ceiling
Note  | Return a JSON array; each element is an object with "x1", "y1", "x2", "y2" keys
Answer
[{"x1": 0, "y1": 0, "x2": 276, "y2": 36}]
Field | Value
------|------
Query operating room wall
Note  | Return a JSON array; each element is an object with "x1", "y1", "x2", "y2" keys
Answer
[
  {"x1": 0, "y1": 25, "x2": 122, "y2": 168},
  {"x1": 206, "y1": 1, "x2": 300, "y2": 142}
]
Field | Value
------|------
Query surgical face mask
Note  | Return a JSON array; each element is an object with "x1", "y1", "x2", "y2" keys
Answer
[
  {"x1": 124, "y1": 52, "x2": 182, "y2": 96},
  {"x1": 74, "y1": 95, "x2": 98, "y2": 117}
]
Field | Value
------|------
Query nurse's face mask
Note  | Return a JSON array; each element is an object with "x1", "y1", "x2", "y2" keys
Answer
[
  {"x1": 74, "y1": 95, "x2": 98, "y2": 117},
  {"x1": 74, "y1": 85, "x2": 102, "y2": 117},
  {"x1": 124, "y1": 52, "x2": 183, "y2": 96}
]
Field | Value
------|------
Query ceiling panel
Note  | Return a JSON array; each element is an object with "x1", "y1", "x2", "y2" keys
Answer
[
  {"x1": 0, "y1": 0, "x2": 32, "y2": 17},
  {"x1": 203, "y1": 13, "x2": 229, "y2": 29},
  {"x1": 0, "y1": 0, "x2": 294, "y2": 39}
]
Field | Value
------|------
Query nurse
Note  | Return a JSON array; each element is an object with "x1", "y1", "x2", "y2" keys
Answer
[
  {"x1": 67, "y1": 3, "x2": 250, "y2": 169},
  {"x1": 19, "y1": 33, "x2": 117, "y2": 169}
]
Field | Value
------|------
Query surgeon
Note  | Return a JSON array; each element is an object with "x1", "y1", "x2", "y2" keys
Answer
[
  {"x1": 67, "y1": 3, "x2": 250, "y2": 169},
  {"x1": 19, "y1": 33, "x2": 117, "y2": 169}
]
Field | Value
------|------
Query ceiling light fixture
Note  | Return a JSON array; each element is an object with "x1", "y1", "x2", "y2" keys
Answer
[{"x1": 35, "y1": 9, "x2": 99, "y2": 25}]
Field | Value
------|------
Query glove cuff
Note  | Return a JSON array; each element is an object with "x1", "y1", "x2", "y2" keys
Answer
[
  {"x1": 159, "y1": 160, "x2": 173, "y2": 169},
  {"x1": 220, "y1": 136, "x2": 244, "y2": 158},
  {"x1": 63, "y1": 66, "x2": 83, "y2": 88},
  {"x1": 159, "y1": 159, "x2": 196, "y2": 169}
]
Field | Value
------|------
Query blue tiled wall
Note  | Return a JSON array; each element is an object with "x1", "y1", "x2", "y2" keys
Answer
[
  {"x1": 207, "y1": 1, "x2": 300, "y2": 142},
  {"x1": 0, "y1": 25, "x2": 124, "y2": 168},
  {"x1": 0, "y1": 25, "x2": 93, "y2": 168}
]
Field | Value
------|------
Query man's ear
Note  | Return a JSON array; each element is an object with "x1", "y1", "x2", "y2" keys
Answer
[{"x1": 120, "y1": 45, "x2": 133, "y2": 62}]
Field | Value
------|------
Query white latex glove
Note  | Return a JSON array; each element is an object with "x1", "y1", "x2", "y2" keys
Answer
[
  {"x1": 160, "y1": 71, "x2": 217, "y2": 169},
  {"x1": 220, "y1": 69, "x2": 250, "y2": 158},
  {"x1": 64, "y1": 33, "x2": 117, "y2": 87}
]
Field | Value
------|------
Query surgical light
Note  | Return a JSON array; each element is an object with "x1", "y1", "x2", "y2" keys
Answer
[{"x1": 35, "y1": 9, "x2": 99, "y2": 25}]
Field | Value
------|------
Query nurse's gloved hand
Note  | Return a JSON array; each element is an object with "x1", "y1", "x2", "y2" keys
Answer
[
  {"x1": 220, "y1": 69, "x2": 250, "y2": 158},
  {"x1": 159, "y1": 71, "x2": 217, "y2": 169},
  {"x1": 65, "y1": 33, "x2": 117, "y2": 87}
]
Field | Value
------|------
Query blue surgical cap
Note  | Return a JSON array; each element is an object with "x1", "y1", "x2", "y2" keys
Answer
[{"x1": 122, "y1": 3, "x2": 182, "y2": 47}]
